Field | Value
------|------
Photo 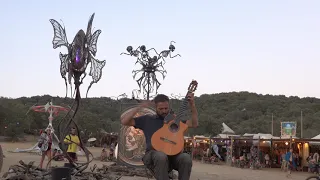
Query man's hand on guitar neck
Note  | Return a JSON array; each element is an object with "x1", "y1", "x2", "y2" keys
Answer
[
  {"x1": 187, "y1": 92, "x2": 195, "y2": 107},
  {"x1": 186, "y1": 92, "x2": 199, "y2": 128}
]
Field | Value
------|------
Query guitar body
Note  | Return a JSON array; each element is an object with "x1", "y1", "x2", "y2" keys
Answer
[
  {"x1": 151, "y1": 120, "x2": 188, "y2": 156},
  {"x1": 151, "y1": 80, "x2": 198, "y2": 156}
]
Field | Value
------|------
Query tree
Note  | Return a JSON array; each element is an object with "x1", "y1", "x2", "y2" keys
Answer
[{"x1": 0, "y1": 91, "x2": 320, "y2": 138}]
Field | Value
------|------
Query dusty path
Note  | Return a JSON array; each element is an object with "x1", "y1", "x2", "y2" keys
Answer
[{"x1": 0, "y1": 142, "x2": 313, "y2": 180}]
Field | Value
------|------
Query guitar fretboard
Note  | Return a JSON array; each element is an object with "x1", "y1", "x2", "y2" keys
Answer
[{"x1": 175, "y1": 93, "x2": 190, "y2": 123}]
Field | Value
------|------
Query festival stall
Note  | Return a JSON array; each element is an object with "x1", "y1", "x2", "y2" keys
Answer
[
  {"x1": 184, "y1": 136, "x2": 193, "y2": 154},
  {"x1": 191, "y1": 135, "x2": 210, "y2": 160},
  {"x1": 309, "y1": 134, "x2": 320, "y2": 152}
]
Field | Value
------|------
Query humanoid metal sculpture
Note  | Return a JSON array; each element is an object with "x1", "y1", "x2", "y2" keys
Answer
[
  {"x1": 49, "y1": 13, "x2": 105, "y2": 174},
  {"x1": 117, "y1": 43, "x2": 180, "y2": 168},
  {"x1": 13, "y1": 101, "x2": 69, "y2": 154},
  {"x1": 121, "y1": 41, "x2": 180, "y2": 100}
]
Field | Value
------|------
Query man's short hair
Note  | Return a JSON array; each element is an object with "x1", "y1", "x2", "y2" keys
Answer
[{"x1": 153, "y1": 94, "x2": 169, "y2": 104}]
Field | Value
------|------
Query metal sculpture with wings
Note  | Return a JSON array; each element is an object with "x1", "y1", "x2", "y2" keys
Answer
[
  {"x1": 49, "y1": 13, "x2": 105, "y2": 175},
  {"x1": 121, "y1": 41, "x2": 180, "y2": 100},
  {"x1": 49, "y1": 13, "x2": 106, "y2": 99}
]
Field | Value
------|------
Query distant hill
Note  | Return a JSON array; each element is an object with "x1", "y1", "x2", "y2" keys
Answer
[{"x1": 1, "y1": 92, "x2": 319, "y2": 139}]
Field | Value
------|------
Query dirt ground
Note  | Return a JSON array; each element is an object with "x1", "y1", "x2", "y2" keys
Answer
[{"x1": 0, "y1": 142, "x2": 314, "y2": 180}]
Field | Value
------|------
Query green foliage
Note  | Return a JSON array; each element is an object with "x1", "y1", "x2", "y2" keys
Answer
[{"x1": 0, "y1": 92, "x2": 319, "y2": 139}]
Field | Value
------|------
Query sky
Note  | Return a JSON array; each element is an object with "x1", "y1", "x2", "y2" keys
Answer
[{"x1": 1, "y1": 0, "x2": 320, "y2": 99}]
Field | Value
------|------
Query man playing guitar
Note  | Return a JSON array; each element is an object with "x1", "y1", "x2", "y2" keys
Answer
[{"x1": 121, "y1": 93, "x2": 198, "y2": 180}]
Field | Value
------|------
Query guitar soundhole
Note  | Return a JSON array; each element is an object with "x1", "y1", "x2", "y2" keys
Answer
[{"x1": 169, "y1": 123, "x2": 179, "y2": 133}]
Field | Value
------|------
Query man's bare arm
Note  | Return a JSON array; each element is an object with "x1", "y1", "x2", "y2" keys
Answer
[
  {"x1": 121, "y1": 101, "x2": 152, "y2": 126},
  {"x1": 186, "y1": 104, "x2": 198, "y2": 128},
  {"x1": 120, "y1": 106, "x2": 141, "y2": 126}
]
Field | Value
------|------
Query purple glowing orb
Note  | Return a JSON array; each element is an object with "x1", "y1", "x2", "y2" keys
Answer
[{"x1": 75, "y1": 48, "x2": 80, "y2": 63}]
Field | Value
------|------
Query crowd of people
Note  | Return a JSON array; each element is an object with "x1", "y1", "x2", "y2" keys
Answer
[
  {"x1": 261, "y1": 147, "x2": 320, "y2": 177},
  {"x1": 37, "y1": 127, "x2": 80, "y2": 168},
  {"x1": 38, "y1": 125, "x2": 119, "y2": 168},
  {"x1": 307, "y1": 151, "x2": 320, "y2": 174}
]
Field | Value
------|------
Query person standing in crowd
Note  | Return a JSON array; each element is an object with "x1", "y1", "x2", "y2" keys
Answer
[
  {"x1": 264, "y1": 153, "x2": 270, "y2": 168},
  {"x1": 281, "y1": 150, "x2": 287, "y2": 171},
  {"x1": 285, "y1": 148, "x2": 296, "y2": 177},
  {"x1": 109, "y1": 142, "x2": 115, "y2": 160},
  {"x1": 64, "y1": 127, "x2": 80, "y2": 162},
  {"x1": 38, "y1": 128, "x2": 52, "y2": 169},
  {"x1": 313, "y1": 151, "x2": 319, "y2": 163}
]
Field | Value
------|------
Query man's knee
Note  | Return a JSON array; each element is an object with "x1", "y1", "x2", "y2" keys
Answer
[
  {"x1": 179, "y1": 153, "x2": 192, "y2": 166},
  {"x1": 153, "y1": 151, "x2": 168, "y2": 163}
]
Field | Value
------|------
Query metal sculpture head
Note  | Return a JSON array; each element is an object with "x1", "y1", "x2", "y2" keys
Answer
[
  {"x1": 49, "y1": 13, "x2": 106, "y2": 98},
  {"x1": 121, "y1": 41, "x2": 181, "y2": 100},
  {"x1": 72, "y1": 30, "x2": 87, "y2": 72}
]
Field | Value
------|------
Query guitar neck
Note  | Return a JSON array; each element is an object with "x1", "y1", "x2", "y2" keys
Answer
[{"x1": 175, "y1": 92, "x2": 190, "y2": 123}]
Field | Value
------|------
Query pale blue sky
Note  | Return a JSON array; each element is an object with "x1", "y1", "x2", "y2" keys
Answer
[{"x1": 1, "y1": 0, "x2": 320, "y2": 98}]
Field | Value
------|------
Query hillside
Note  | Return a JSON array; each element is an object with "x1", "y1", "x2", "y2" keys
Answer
[{"x1": 1, "y1": 92, "x2": 320, "y2": 139}]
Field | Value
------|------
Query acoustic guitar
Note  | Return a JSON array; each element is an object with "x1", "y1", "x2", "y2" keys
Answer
[{"x1": 151, "y1": 80, "x2": 198, "y2": 156}]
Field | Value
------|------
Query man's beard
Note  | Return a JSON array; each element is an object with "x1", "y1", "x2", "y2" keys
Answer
[{"x1": 156, "y1": 112, "x2": 168, "y2": 120}]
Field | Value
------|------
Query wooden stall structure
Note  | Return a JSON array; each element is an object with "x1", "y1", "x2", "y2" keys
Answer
[
  {"x1": 184, "y1": 136, "x2": 193, "y2": 155},
  {"x1": 191, "y1": 135, "x2": 233, "y2": 164},
  {"x1": 191, "y1": 135, "x2": 211, "y2": 161},
  {"x1": 189, "y1": 133, "x2": 320, "y2": 171},
  {"x1": 227, "y1": 136, "x2": 320, "y2": 170},
  {"x1": 259, "y1": 137, "x2": 320, "y2": 170},
  {"x1": 309, "y1": 134, "x2": 320, "y2": 153}
]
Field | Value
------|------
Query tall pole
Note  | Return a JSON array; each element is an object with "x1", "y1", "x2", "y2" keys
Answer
[
  {"x1": 301, "y1": 110, "x2": 303, "y2": 138},
  {"x1": 271, "y1": 113, "x2": 274, "y2": 136}
]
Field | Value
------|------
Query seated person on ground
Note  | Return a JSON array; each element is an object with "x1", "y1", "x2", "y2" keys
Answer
[
  {"x1": 100, "y1": 148, "x2": 108, "y2": 161},
  {"x1": 52, "y1": 149, "x2": 64, "y2": 161}
]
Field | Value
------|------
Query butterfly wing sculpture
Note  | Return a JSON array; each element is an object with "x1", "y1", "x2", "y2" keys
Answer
[
  {"x1": 49, "y1": 13, "x2": 105, "y2": 173},
  {"x1": 49, "y1": 13, "x2": 106, "y2": 99}
]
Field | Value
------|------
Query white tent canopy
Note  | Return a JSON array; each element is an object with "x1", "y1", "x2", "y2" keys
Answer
[
  {"x1": 243, "y1": 133, "x2": 280, "y2": 147},
  {"x1": 243, "y1": 133, "x2": 280, "y2": 140},
  {"x1": 193, "y1": 135, "x2": 210, "y2": 139},
  {"x1": 312, "y1": 134, "x2": 320, "y2": 139},
  {"x1": 221, "y1": 122, "x2": 235, "y2": 134},
  {"x1": 215, "y1": 123, "x2": 240, "y2": 138},
  {"x1": 216, "y1": 134, "x2": 240, "y2": 138},
  {"x1": 310, "y1": 134, "x2": 320, "y2": 145}
]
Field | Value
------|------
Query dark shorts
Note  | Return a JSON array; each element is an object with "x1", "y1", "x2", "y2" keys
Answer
[{"x1": 67, "y1": 152, "x2": 77, "y2": 161}]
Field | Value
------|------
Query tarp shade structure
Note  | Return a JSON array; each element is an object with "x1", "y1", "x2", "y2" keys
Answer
[
  {"x1": 221, "y1": 122, "x2": 235, "y2": 134},
  {"x1": 310, "y1": 134, "x2": 320, "y2": 145},
  {"x1": 243, "y1": 133, "x2": 280, "y2": 147}
]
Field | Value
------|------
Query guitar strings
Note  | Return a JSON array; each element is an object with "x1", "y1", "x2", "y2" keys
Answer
[{"x1": 175, "y1": 96, "x2": 189, "y2": 123}]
